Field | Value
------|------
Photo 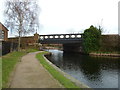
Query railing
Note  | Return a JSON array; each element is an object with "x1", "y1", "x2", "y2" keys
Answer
[{"x1": 39, "y1": 34, "x2": 83, "y2": 40}]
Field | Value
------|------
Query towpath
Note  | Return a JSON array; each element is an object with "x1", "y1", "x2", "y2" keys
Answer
[{"x1": 9, "y1": 51, "x2": 63, "y2": 88}]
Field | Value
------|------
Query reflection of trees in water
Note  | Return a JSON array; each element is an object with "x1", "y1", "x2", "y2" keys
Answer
[
  {"x1": 62, "y1": 52, "x2": 118, "y2": 81},
  {"x1": 79, "y1": 56, "x2": 101, "y2": 81},
  {"x1": 62, "y1": 53, "x2": 101, "y2": 81},
  {"x1": 46, "y1": 50, "x2": 119, "y2": 82}
]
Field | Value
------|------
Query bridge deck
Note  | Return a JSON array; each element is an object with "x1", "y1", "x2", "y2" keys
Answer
[{"x1": 39, "y1": 33, "x2": 83, "y2": 44}]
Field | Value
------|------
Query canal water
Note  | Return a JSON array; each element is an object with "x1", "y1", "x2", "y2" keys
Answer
[{"x1": 45, "y1": 49, "x2": 119, "y2": 88}]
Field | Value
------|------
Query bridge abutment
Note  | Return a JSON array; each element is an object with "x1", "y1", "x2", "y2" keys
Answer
[{"x1": 63, "y1": 43, "x2": 83, "y2": 53}]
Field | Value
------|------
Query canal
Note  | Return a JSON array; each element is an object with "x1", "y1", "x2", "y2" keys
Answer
[{"x1": 45, "y1": 49, "x2": 119, "y2": 88}]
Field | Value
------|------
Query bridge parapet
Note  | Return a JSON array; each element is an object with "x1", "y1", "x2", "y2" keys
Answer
[
  {"x1": 40, "y1": 33, "x2": 83, "y2": 40},
  {"x1": 39, "y1": 33, "x2": 83, "y2": 44}
]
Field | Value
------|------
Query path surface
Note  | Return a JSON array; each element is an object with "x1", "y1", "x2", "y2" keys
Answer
[{"x1": 10, "y1": 51, "x2": 63, "y2": 88}]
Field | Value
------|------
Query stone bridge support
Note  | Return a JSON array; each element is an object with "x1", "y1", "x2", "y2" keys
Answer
[{"x1": 63, "y1": 43, "x2": 83, "y2": 53}]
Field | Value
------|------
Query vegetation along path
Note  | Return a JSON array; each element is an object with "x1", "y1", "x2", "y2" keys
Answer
[{"x1": 9, "y1": 51, "x2": 63, "y2": 88}]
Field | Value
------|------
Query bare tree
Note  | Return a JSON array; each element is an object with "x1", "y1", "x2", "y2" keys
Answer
[
  {"x1": 4, "y1": 0, "x2": 40, "y2": 51},
  {"x1": 67, "y1": 28, "x2": 76, "y2": 34}
]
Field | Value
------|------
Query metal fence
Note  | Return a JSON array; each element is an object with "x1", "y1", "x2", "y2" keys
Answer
[{"x1": 1, "y1": 41, "x2": 18, "y2": 56}]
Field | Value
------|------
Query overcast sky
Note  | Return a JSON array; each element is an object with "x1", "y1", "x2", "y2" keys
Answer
[{"x1": 0, "y1": 0, "x2": 119, "y2": 37}]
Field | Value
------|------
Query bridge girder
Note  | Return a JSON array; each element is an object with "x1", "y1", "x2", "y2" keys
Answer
[{"x1": 39, "y1": 33, "x2": 83, "y2": 44}]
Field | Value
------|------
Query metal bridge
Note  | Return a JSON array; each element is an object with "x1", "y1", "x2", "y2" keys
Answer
[{"x1": 39, "y1": 33, "x2": 83, "y2": 44}]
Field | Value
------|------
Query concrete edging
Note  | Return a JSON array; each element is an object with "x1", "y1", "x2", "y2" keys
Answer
[
  {"x1": 89, "y1": 53, "x2": 120, "y2": 57},
  {"x1": 43, "y1": 54, "x2": 90, "y2": 88}
]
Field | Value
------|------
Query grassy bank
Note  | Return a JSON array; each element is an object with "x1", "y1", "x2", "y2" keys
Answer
[
  {"x1": 2, "y1": 51, "x2": 26, "y2": 88},
  {"x1": 36, "y1": 52, "x2": 80, "y2": 89},
  {"x1": 25, "y1": 48, "x2": 39, "y2": 53},
  {"x1": 0, "y1": 57, "x2": 2, "y2": 89},
  {"x1": 2, "y1": 48, "x2": 39, "y2": 88}
]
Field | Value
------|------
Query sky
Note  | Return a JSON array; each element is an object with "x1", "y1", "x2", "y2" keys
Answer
[{"x1": 0, "y1": 0, "x2": 119, "y2": 37}]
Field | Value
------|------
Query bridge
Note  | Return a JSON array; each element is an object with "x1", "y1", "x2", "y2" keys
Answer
[{"x1": 39, "y1": 33, "x2": 84, "y2": 53}]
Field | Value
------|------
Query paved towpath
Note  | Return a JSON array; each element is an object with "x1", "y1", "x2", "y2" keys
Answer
[{"x1": 9, "y1": 51, "x2": 63, "y2": 88}]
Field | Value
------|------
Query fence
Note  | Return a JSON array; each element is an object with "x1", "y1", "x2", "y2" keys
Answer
[{"x1": 0, "y1": 41, "x2": 18, "y2": 56}]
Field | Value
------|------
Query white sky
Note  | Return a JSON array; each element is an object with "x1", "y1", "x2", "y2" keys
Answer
[{"x1": 0, "y1": 0, "x2": 119, "y2": 37}]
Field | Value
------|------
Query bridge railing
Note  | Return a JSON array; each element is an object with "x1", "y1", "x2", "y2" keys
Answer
[{"x1": 39, "y1": 34, "x2": 83, "y2": 40}]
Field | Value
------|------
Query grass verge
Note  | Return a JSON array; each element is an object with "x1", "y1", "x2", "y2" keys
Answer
[
  {"x1": 0, "y1": 57, "x2": 2, "y2": 89},
  {"x1": 26, "y1": 48, "x2": 39, "y2": 53},
  {"x1": 36, "y1": 51, "x2": 80, "y2": 89},
  {"x1": 2, "y1": 48, "x2": 39, "y2": 88},
  {"x1": 2, "y1": 51, "x2": 26, "y2": 88}
]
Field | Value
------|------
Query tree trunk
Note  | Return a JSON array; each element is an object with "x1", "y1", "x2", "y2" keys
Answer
[
  {"x1": 18, "y1": 31, "x2": 21, "y2": 51},
  {"x1": 18, "y1": 36, "x2": 21, "y2": 51}
]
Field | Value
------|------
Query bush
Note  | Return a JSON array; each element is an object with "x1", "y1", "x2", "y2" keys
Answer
[{"x1": 83, "y1": 25, "x2": 101, "y2": 54}]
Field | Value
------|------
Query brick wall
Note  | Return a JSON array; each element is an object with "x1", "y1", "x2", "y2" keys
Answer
[
  {"x1": 8, "y1": 33, "x2": 39, "y2": 49},
  {"x1": 100, "y1": 34, "x2": 120, "y2": 52}
]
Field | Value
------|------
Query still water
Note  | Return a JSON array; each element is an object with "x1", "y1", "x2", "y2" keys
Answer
[{"x1": 46, "y1": 49, "x2": 119, "y2": 88}]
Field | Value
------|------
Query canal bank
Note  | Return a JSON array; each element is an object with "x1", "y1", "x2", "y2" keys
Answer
[
  {"x1": 46, "y1": 49, "x2": 119, "y2": 88},
  {"x1": 43, "y1": 53, "x2": 90, "y2": 88},
  {"x1": 89, "y1": 52, "x2": 120, "y2": 57},
  {"x1": 36, "y1": 51, "x2": 90, "y2": 88}
]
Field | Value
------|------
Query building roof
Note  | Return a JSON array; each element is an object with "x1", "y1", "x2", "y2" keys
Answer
[{"x1": 0, "y1": 22, "x2": 9, "y2": 31}]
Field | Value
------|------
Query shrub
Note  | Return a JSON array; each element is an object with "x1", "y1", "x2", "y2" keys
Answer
[{"x1": 83, "y1": 25, "x2": 101, "y2": 54}]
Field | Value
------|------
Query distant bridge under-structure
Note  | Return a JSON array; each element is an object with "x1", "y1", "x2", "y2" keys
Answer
[{"x1": 39, "y1": 33, "x2": 83, "y2": 53}]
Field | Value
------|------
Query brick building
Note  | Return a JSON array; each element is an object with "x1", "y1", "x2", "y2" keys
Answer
[
  {"x1": 0, "y1": 22, "x2": 17, "y2": 55},
  {"x1": 0, "y1": 22, "x2": 8, "y2": 41},
  {"x1": 0, "y1": 22, "x2": 40, "y2": 49}
]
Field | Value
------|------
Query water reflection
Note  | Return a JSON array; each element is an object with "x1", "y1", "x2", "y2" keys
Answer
[{"x1": 46, "y1": 49, "x2": 119, "y2": 88}]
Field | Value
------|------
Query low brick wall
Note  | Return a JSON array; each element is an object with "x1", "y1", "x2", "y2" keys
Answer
[
  {"x1": 100, "y1": 35, "x2": 120, "y2": 52},
  {"x1": 90, "y1": 53, "x2": 120, "y2": 57}
]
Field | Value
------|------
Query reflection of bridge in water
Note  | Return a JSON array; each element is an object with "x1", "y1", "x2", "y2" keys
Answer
[{"x1": 39, "y1": 33, "x2": 83, "y2": 53}]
